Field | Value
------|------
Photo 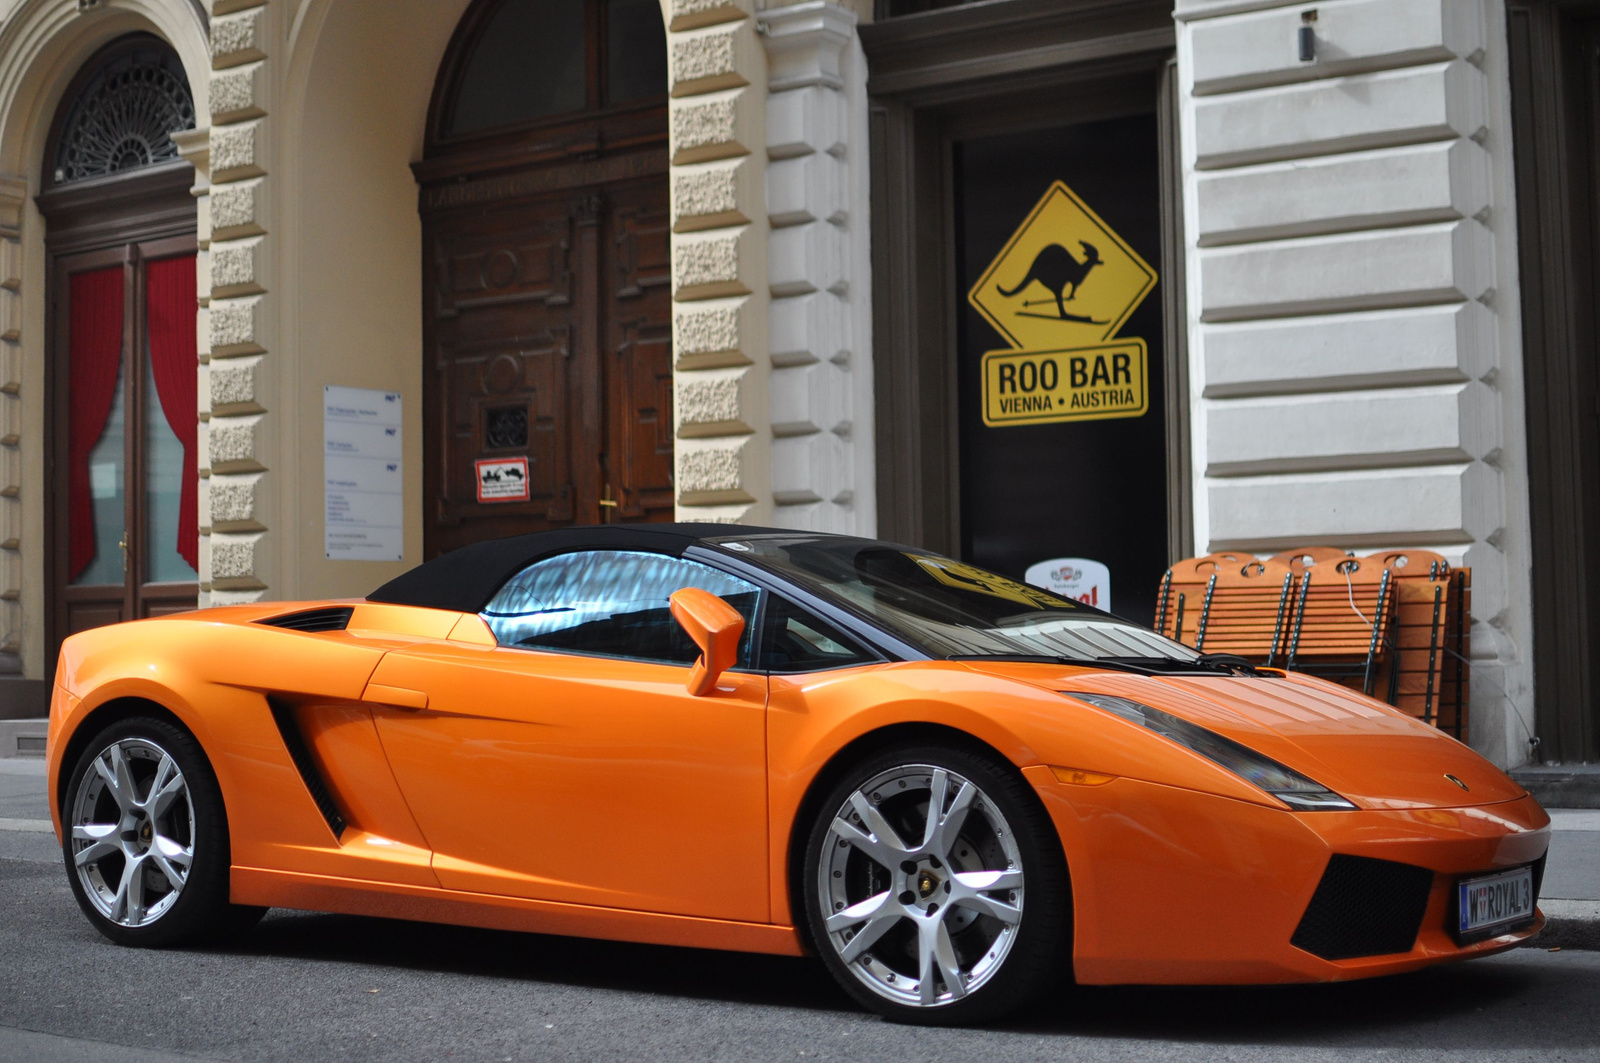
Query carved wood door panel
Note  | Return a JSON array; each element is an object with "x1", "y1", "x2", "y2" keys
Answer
[
  {"x1": 602, "y1": 180, "x2": 674, "y2": 524},
  {"x1": 423, "y1": 180, "x2": 674, "y2": 557}
]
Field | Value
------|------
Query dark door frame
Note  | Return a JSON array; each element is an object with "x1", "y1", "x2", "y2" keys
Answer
[
  {"x1": 1507, "y1": 0, "x2": 1600, "y2": 763},
  {"x1": 414, "y1": 0, "x2": 671, "y2": 559},
  {"x1": 860, "y1": 0, "x2": 1188, "y2": 561},
  {"x1": 37, "y1": 161, "x2": 199, "y2": 663}
]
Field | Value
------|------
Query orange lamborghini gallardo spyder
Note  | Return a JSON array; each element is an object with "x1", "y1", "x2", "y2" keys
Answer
[{"x1": 47, "y1": 525, "x2": 1548, "y2": 1024}]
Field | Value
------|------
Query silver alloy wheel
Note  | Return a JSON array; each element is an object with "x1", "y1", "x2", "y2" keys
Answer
[
  {"x1": 817, "y1": 764, "x2": 1025, "y2": 1008},
  {"x1": 69, "y1": 737, "x2": 194, "y2": 928}
]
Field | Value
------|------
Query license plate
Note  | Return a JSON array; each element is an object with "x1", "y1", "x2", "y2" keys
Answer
[{"x1": 1457, "y1": 866, "x2": 1534, "y2": 936}]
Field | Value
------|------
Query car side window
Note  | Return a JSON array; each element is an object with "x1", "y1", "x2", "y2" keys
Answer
[
  {"x1": 762, "y1": 593, "x2": 875, "y2": 673},
  {"x1": 481, "y1": 550, "x2": 761, "y2": 667}
]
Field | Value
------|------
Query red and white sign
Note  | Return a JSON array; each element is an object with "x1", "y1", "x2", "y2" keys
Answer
[
  {"x1": 1025, "y1": 557, "x2": 1110, "y2": 611},
  {"x1": 475, "y1": 457, "x2": 529, "y2": 503}
]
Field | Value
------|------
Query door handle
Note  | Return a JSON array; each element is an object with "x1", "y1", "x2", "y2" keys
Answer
[{"x1": 361, "y1": 683, "x2": 429, "y2": 711}]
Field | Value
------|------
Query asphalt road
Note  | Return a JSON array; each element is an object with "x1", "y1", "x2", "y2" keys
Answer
[{"x1": 0, "y1": 848, "x2": 1597, "y2": 1063}]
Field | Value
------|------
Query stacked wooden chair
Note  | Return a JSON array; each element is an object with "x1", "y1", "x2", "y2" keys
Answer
[{"x1": 1154, "y1": 548, "x2": 1470, "y2": 737}]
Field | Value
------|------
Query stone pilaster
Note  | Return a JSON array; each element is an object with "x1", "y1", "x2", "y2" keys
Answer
[
  {"x1": 758, "y1": 1, "x2": 874, "y2": 534},
  {"x1": 0, "y1": 176, "x2": 24, "y2": 669},
  {"x1": 667, "y1": 0, "x2": 772, "y2": 521},
  {"x1": 203, "y1": 0, "x2": 271, "y2": 603}
]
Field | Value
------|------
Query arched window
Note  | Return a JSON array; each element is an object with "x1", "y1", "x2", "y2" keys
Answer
[
  {"x1": 432, "y1": 0, "x2": 666, "y2": 142},
  {"x1": 49, "y1": 39, "x2": 194, "y2": 185}
]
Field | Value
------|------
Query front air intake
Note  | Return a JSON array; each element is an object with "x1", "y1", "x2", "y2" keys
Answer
[
  {"x1": 1290, "y1": 854, "x2": 1434, "y2": 960},
  {"x1": 256, "y1": 606, "x2": 354, "y2": 633}
]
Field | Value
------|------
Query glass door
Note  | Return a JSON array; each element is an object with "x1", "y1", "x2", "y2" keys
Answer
[
  {"x1": 952, "y1": 113, "x2": 1168, "y2": 626},
  {"x1": 54, "y1": 236, "x2": 198, "y2": 640}
]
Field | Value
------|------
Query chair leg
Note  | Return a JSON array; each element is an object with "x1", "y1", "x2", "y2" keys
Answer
[
  {"x1": 1362, "y1": 569, "x2": 1391, "y2": 697},
  {"x1": 1267, "y1": 571, "x2": 1293, "y2": 668},
  {"x1": 1196, "y1": 574, "x2": 1217, "y2": 652},
  {"x1": 1285, "y1": 573, "x2": 1310, "y2": 671},
  {"x1": 1424, "y1": 584, "x2": 1444, "y2": 727}
]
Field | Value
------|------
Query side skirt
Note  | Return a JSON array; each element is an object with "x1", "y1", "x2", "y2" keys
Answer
[{"x1": 230, "y1": 866, "x2": 807, "y2": 957}]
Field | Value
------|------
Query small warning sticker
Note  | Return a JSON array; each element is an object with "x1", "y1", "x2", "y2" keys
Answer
[{"x1": 475, "y1": 457, "x2": 530, "y2": 503}]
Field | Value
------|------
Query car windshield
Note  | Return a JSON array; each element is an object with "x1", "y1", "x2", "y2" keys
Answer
[{"x1": 715, "y1": 536, "x2": 1200, "y2": 663}]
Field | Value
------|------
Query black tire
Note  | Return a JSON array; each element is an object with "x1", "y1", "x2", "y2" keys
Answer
[
  {"x1": 61, "y1": 715, "x2": 265, "y2": 947},
  {"x1": 801, "y1": 742, "x2": 1070, "y2": 1025}
]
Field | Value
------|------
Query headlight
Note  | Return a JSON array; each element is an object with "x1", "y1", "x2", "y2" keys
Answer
[{"x1": 1064, "y1": 692, "x2": 1356, "y2": 811}]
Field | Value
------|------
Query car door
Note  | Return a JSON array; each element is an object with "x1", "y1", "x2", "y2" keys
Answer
[{"x1": 365, "y1": 549, "x2": 770, "y2": 922}]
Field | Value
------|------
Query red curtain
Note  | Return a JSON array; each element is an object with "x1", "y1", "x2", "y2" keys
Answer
[
  {"x1": 66, "y1": 268, "x2": 125, "y2": 583},
  {"x1": 145, "y1": 255, "x2": 199, "y2": 573}
]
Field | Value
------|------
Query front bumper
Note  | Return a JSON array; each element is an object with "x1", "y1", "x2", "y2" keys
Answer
[{"x1": 1024, "y1": 767, "x2": 1550, "y2": 985}]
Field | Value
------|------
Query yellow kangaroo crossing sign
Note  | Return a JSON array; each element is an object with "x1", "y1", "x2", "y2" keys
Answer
[{"x1": 968, "y1": 181, "x2": 1157, "y2": 427}]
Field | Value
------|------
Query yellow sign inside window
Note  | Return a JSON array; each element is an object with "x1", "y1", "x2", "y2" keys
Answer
[
  {"x1": 981, "y1": 341, "x2": 1148, "y2": 427},
  {"x1": 968, "y1": 181, "x2": 1157, "y2": 428},
  {"x1": 909, "y1": 555, "x2": 1076, "y2": 610}
]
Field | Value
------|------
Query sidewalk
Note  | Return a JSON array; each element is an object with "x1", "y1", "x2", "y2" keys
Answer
[
  {"x1": 2, "y1": 754, "x2": 1596, "y2": 946},
  {"x1": 1540, "y1": 809, "x2": 1600, "y2": 949}
]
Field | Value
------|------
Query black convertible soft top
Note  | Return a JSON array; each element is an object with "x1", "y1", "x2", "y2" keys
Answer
[{"x1": 365, "y1": 523, "x2": 792, "y2": 614}]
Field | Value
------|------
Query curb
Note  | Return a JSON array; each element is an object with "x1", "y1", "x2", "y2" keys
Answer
[
  {"x1": 0, "y1": 718, "x2": 46, "y2": 758},
  {"x1": 1525, "y1": 900, "x2": 1600, "y2": 951}
]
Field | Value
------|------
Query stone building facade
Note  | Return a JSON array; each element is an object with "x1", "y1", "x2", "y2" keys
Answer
[{"x1": 0, "y1": 0, "x2": 1593, "y2": 771}]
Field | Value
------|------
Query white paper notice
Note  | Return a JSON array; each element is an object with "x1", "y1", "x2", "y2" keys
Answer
[{"x1": 324, "y1": 385, "x2": 404, "y2": 561}]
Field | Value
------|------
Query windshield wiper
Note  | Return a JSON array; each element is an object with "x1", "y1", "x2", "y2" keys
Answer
[
  {"x1": 945, "y1": 653, "x2": 1164, "y2": 676},
  {"x1": 947, "y1": 652, "x2": 1271, "y2": 677},
  {"x1": 1097, "y1": 653, "x2": 1267, "y2": 676}
]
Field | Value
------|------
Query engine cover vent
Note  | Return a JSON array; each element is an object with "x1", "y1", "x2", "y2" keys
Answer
[{"x1": 256, "y1": 606, "x2": 355, "y2": 633}]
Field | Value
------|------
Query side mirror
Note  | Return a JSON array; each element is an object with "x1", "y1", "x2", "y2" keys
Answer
[{"x1": 669, "y1": 587, "x2": 746, "y2": 696}]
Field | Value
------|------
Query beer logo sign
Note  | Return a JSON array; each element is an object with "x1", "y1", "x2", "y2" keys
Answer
[{"x1": 968, "y1": 181, "x2": 1157, "y2": 427}]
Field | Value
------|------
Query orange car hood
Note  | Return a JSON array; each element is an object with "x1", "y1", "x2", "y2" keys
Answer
[{"x1": 962, "y1": 662, "x2": 1523, "y2": 811}]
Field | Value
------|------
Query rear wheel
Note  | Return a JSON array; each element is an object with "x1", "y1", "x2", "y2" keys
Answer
[
  {"x1": 802, "y1": 744, "x2": 1069, "y2": 1024},
  {"x1": 62, "y1": 716, "x2": 263, "y2": 946}
]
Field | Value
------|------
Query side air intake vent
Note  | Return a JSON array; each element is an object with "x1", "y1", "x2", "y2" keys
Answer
[
  {"x1": 1290, "y1": 854, "x2": 1434, "y2": 960},
  {"x1": 257, "y1": 606, "x2": 354, "y2": 633},
  {"x1": 266, "y1": 697, "x2": 346, "y2": 838}
]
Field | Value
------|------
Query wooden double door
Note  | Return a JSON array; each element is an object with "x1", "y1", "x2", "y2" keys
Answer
[
  {"x1": 42, "y1": 162, "x2": 201, "y2": 655},
  {"x1": 421, "y1": 177, "x2": 674, "y2": 558}
]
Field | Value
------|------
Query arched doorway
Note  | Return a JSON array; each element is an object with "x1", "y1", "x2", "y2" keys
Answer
[
  {"x1": 417, "y1": 0, "x2": 672, "y2": 558},
  {"x1": 37, "y1": 35, "x2": 199, "y2": 654}
]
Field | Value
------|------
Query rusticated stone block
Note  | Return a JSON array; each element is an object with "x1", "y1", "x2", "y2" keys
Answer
[
  {"x1": 668, "y1": 0, "x2": 748, "y2": 32},
  {"x1": 670, "y1": 21, "x2": 753, "y2": 97},
  {"x1": 209, "y1": 532, "x2": 261, "y2": 582},
  {"x1": 672, "y1": 228, "x2": 752, "y2": 300},
  {"x1": 676, "y1": 438, "x2": 755, "y2": 505},
  {"x1": 210, "y1": 122, "x2": 264, "y2": 182},
  {"x1": 210, "y1": 237, "x2": 264, "y2": 298},
  {"x1": 677, "y1": 367, "x2": 754, "y2": 437},
  {"x1": 672, "y1": 156, "x2": 755, "y2": 232},
  {"x1": 209, "y1": 356, "x2": 263, "y2": 413},
  {"x1": 211, "y1": 6, "x2": 266, "y2": 69},
  {"x1": 673, "y1": 297, "x2": 753, "y2": 369},
  {"x1": 670, "y1": 89, "x2": 756, "y2": 164},
  {"x1": 211, "y1": 61, "x2": 266, "y2": 124},
  {"x1": 210, "y1": 179, "x2": 264, "y2": 240},
  {"x1": 209, "y1": 295, "x2": 264, "y2": 356},
  {"x1": 207, "y1": 473, "x2": 263, "y2": 530},
  {"x1": 207, "y1": 413, "x2": 265, "y2": 473}
]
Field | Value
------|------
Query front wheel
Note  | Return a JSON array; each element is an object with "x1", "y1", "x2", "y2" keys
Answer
[
  {"x1": 62, "y1": 716, "x2": 263, "y2": 947},
  {"x1": 802, "y1": 744, "x2": 1070, "y2": 1024}
]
